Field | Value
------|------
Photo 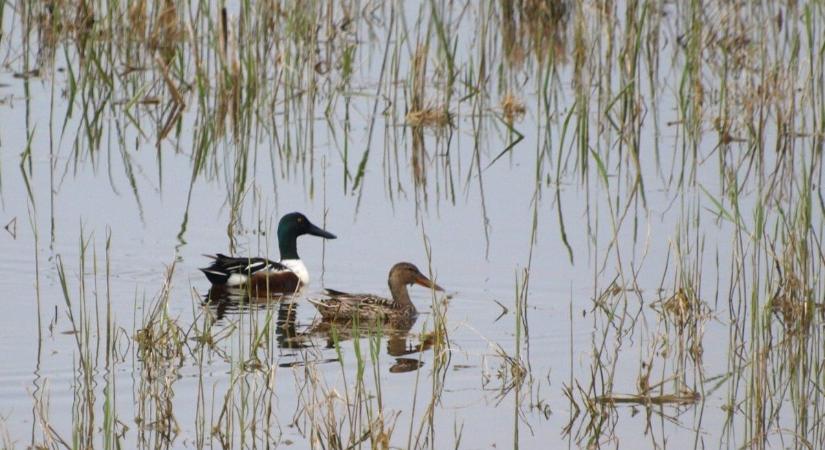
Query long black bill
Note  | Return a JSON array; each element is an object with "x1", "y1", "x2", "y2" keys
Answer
[{"x1": 307, "y1": 221, "x2": 337, "y2": 239}]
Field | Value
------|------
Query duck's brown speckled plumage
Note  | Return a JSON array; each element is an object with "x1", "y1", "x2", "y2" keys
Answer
[{"x1": 310, "y1": 262, "x2": 443, "y2": 321}]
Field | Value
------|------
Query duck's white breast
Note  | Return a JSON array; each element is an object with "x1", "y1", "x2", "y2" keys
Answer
[
  {"x1": 279, "y1": 259, "x2": 309, "y2": 284},
  {"x1": 225, "y1": 273, "x2": 249, "y2": 286}
]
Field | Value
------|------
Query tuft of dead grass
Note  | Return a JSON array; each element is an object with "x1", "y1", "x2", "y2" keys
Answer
[
  {"x1": 500, "y1": 0, "x2": 569, "y2": 64},
  {"x1": 149, "y1": 0, "x2": 183, "y2": 63},
  {"x1": 658, "y1": 288, "x2": 709, "y2": 329},
  {"x1": 128, "y1": 0, "x2": 148, "y2": 39},
  {"x1": 501, "y1": 93, "x2": 526, "y2": 123},
  {"x1": 406, "y1": 106, "x2": 452, "y2": 128},
  {"x1": 769, "y1": 272, "x2": 823, "y2": 334}
]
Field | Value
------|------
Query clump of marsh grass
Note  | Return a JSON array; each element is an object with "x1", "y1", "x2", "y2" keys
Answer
[
  {"x1": 149, "y1": 0, "x2": 183, "y2": 64},
  {"x1": 135, "y1": 262, "x2": 185, "y2": 366},
  {"x1": 42, "y1": 229, "x2": 129, "y2": 450},
  {"x1": 499, "y1": 0, "x2": 569, "y2": 66},
  {"x1": 655, "y1": 288, "x2": 710, "y2": 331},
  {"x1": 482, "y1": 344, "x2": 527, "y2": 402},
  {"x1": 134, "y1": 261, "x2": 186, "y2": 447},
  {"x1": 768, "y1": 272, "x2": 816, "y2": 334},
  {"x1": 500, "y1": 93, "x2": 526, "y2": 124},
  {"x1": 214, "y1": 7, "x2": 243, "y2": 139},
  {"x1": 406, "y1": 105, "x2": 452, "y2": 128},
  {"x1": 407, "y1": 43, "x2": 438, "y2": 193},
  {"x1": 127, "y1": 0, "x2": 148, "y2": 39},
  {"x1": 289, "y1": 325, "x2": 401, "y2": 450},
  {"x1": 405, "y1": 44, "x2": 451, "y2": 129},
  {"x1": 768, "y1": 242, "x2": 823, "y2": 334}
]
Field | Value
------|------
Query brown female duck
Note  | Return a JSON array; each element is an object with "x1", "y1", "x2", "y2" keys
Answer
[{"x1": 309, "y1": 262, "x2": 443, "y2": 321}]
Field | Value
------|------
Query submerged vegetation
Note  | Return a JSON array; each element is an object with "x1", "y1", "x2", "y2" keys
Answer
[{"x1": 1, "y1": 0, "x2": 824, "y2": 448}]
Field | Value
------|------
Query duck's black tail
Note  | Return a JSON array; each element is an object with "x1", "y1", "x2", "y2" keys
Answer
[
  {"x1": 200, "y1": 253, "x2": 232, "y2": 285},
  {"x1": 200, "y1": 267, "x2": 230, "y2": 284}
]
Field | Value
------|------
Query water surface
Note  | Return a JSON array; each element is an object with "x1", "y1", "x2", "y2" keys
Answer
[{"x1": 1, "y1": 1, "x2": 823, "y2": 449}]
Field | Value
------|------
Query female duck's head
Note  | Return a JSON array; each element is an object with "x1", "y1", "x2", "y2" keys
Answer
[{"x1": 388, "y1": 262, "x2": 443, "y2": 291}]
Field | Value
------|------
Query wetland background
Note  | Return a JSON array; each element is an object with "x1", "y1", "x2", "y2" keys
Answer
[{"x1": 1, "y1": 0, "x2": 825, "y2": 448}]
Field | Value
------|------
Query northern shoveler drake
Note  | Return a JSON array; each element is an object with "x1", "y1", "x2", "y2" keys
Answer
[
  {"x1": 201, "y1": 212, "x2": 336, "y2": 295},
  {"x1": 309, "y1": 262, "x2": 443, "y2": 321}
]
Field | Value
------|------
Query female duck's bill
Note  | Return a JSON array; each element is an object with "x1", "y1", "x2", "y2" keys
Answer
[
  {"x1": 200, "y1": 212, "x2": 336, "y2": 295},
  {"x1": 309, "y1": 262, "x2": 444, "y2": 322}
]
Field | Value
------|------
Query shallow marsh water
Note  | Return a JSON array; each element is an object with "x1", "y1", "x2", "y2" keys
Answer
[{"x1": 1, "y1": 1, "x2": 824, "y2": 449}]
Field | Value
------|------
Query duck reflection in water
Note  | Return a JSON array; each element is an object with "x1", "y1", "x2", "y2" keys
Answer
[
  {"x1": 203, "y1": 285, "x2": 311, "y2": 350},
  {"x1": 202, "y1": 263, "x2": 446, "y2": 373},
  {"x1": 304, "y1": 315, "x2": 443, "y2": 373},
  {"x1": 203, "y1": 288, "x2": 441, "y2": 373}
]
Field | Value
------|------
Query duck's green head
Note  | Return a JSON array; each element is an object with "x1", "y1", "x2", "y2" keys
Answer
[{"x1": 278, "y1": 212, "x2": 336, "y2": 259}]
